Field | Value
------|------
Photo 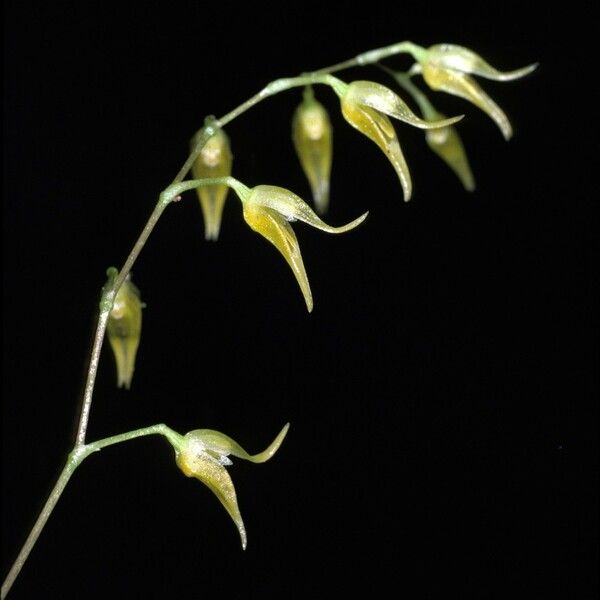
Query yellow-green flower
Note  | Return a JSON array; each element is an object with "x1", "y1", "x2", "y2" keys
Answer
[
  {"x1": 175, "y1": 423, "x2": 290, "y2": 549},
  {"x1": 415, "y1": 44, "x2": 537, "y2": 140},
  {"x1": 191, "y1": 125, "x2": 233, "y2": 240},
  {"x1": 240, "y1": 184, "x2": 368, "y2": 312},
  {"x1": 292, "y1": 89, "x2": 333, "y2": 214},
  {"x1": 335, "y1": 79, "x2": 462, "y2": 201},
  {"x1": 107, "y1": 276, "x2": 143, "y2": 389}
]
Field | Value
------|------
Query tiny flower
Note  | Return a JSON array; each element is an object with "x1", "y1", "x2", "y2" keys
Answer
[
  {"x1": 175, "y1": 423, "x2": 290, "y2": 549},
  {"x1": 107, "y1": 275, "x2": 143, "y2": 389},
  {"x1": 240, "y1": 184, "x2": 368, "y2": 312},
  {"x1": 292, "y1": 88, "x2": 333, "y2": 214},
  {"x1": 416, "y1": 43, "x2": 537, "y2": 140},
  {"x1": 191, "y1": 124, "x2": 233, "y2": 240},
  {"x1": 334, "y1": 79, "x2": 462, "y2": 201}
]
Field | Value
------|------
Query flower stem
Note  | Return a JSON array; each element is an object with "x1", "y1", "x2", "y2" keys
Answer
[
  {"x1": 315, "y1": 41, "x2": 426, "y2": 74},
  {"x1": 1, "y1": 424, "x2": 181, "y2": 599}
]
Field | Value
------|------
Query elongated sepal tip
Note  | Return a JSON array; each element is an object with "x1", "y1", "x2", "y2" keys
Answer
[{"x1": 426, "y1": 44, "x2": 538, "y2": 82}]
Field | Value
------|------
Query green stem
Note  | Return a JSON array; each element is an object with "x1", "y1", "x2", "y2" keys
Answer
[
  {"x1": 315, "y1": 41, "x2": 426, "y2": 74},
  {"x1": 1, "y1": 425, "x2": 181, "y2": 599},
  {"x1": 214, "y1": 73, "x2": 344, "y2": 129}
]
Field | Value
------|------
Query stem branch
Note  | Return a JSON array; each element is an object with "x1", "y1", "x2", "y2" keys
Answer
[{"x1": 1, "y1": 425, "x2": 181, "y2": 598}]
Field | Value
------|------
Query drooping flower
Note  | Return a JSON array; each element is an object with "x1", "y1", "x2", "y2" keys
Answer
[
  {"x1": 107, "y1": 275, "x2": 143, "y2": 389},
  {"x1": 292, "y1": 88, "x2": 333, "y2": 214},
  {"x1": 191, "y1": 124, "x2": 233, "y2": 240},
  {"x1": 239, "y1": 184, "x2": 368, "y2": 312},
  {"x1": 414, "y1": 44, "x2": 537, "y2": 140},
  {"x1": 333, "y1": 79, "x2": 463, "y2": 201},
  {"x1": 175, "y1": 423, "x2": 290, "y2": 549}
]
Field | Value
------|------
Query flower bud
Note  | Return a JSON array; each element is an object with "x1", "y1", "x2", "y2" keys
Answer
[
  {"x1": 292, "y1": 90, "x2": 333, "y2": 214},
  {"x1": 107, "y1": 276, "x2": 143, "y2": 389},
  {"x1": 191, "y1": 125, "x2": 233, "y2": 240}
]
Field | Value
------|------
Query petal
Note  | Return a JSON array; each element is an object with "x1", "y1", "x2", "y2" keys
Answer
[
  {"x1": 425, "y1": 110, "x2": 475, "y2": 191},
  {"x1": 422, "y1": 63, "x2": 513, "y2": 140},
  {"x1": 176, "y1": 450, "x2": 247, "y2": 549},
  {"x1": 292, "y1": 96, "x2": 333, "y2": 214},
  {"x1": 249, "y1": 185, "x2": 367, "y2": 233},
  {"x1": 243, "y1": 203, "x2": 313, "y2": 312},
  {"x1": 191, "y1": 127, "x2": 233, "y2": 240},
  {"x1": 107, "y1": 277, "x2": 143, "y2": 389},
  {"x1": 427, "y1": 44, "x2": 538, "y2": 81},
  {"x1": 345, "y1": 80, "x2": 463, "y2": 130},
  {"x1": 341, "y1": 99, "x2": 412, "y2": 200},
  {"x1": 188, "y1": 423, "x2": 290, "y2": 464}
]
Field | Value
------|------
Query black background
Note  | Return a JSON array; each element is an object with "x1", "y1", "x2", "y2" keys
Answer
[{"x1": 3, "y1": 2, "x2": 597, "y2": 598}]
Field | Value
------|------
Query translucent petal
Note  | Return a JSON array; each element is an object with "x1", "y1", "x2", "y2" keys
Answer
[
  {"x1": 185, "y1": 424, "x2": 290, "y2": 464},
  {"x1": 425, "y1": 110, "x2": 475, "y2": 191},
  {"x1": 243, "y1": 203, "x2": 313, "y2": 312},
  {"x1": 422, "y1": 63, "x2": 513, "y2": 140},
  {"x1": 107, "y1": 277, "x2": 143, "y2": 389},
  {"x1": 191, "y1": 128, "x2": 233, "y2": 240},
  {"x1": 345, "y1": 80, "x2": 463, "y2": 130},
  {"x1": 249, "y1": 185, "x2": 368, "y2": 233},
  {"x1": 427, "y1": 44, "x2": 538, "y2": 81},
  {"x1": 176, "y1": 449, "x2": 247, "y2": 549},
  {"x1": 292, "y1": 97, "x2": 333, "y2": 214},
  {"x1": 341, "y1": 99, "x2": 412, "y2": 200}
]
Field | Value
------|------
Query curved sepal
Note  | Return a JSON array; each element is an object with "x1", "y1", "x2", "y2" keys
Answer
[
  {"x1": 243, "y1": 202, "x2": 313, "y2": 312},
  {"x1": 345, "y1": 80, "x2": 463, "y2": 130},
  {"x1": 422, "y1": 63, "x2": 513, "y2": 140},
  {"x1": 341, "y1": 99, "x2": 412, "y2": 200},
  {"x1": 426, "y1": 44, "x2": 538, "y2": 81},
  {"x1": 248, "y1": 185, "x2": 367, "y2": 233}
]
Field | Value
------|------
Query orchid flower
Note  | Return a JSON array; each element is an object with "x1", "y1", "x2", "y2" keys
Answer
[
  {"x1": 175, "y1": 424, "x2": 290, "y2": 549},
  {"x1": 412, "y1": 43, "x2": 537, "y2": 140}
]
